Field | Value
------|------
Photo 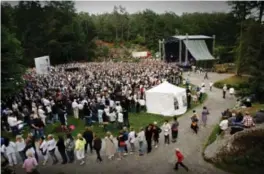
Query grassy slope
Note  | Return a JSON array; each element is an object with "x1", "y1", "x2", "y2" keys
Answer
[{"x1": 213, "y1": 75, "x2": 249, "y2": 89}]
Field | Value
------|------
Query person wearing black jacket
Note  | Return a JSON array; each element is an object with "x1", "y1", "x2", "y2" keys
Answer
[
  {"x1": 93, "y1": 134, "x2": 102, "y2": 162},
  {"x1": 83, "y1": 127, "x2": 94, "y2": 154},
  {"x1": 83, "y1": 103, "x2": 91, "y2": 126},
  {"x1": 56, "y1": 135, "x2": 67, "y2": 164},
  {"x1": 152, "y1": 124, "x2": 161, "y2": 148},
  {"x1": 145, "y1": 124, "x2": 153, "y2": 153},
  {"x1": 58, "y1": 105, "x2": 67, "y2": 130}
]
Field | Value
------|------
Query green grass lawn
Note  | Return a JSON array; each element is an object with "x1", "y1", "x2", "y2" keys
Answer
[{"x1": 213, "y1": 75, "x2": 249, "y2": 89}]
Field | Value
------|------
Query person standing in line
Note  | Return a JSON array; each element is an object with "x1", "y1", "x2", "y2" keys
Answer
[
  {"x1": 83, "y1": 127, "x2": 94, "y2": 154},
  {"x1": 23, "y1": 151, "x2": 39, "y2": 174},
  {"x1": 93, "y1": 134, "x2": 102, "y2": 162},
  {"x1": 209, "y1": 81, "x2": 213, "y2": 91},
  {"x1": 145, "y1": 124, "x2": 153, "y2": 153},
  {"x1": 16, "y1": 135, "x2": 26, "y2": 162},
  {"x1": 223, "y1": 84, "x2": 227, "y2": 99},
  {"x1": 117, "y1": 130, "x2": 126, "y2": 160},
  {"x1": 163, "y1": 120, "x2": 171, "y2": 145},
  {"x1": 56, "y1": 135, "x2": 67, "y2": 164},
  {"x1": 75, "y1": 133, "x2": 86, "y2": 165},
  {"x1": 190, "y1": 112, "x2": 199, "y2": 134},
  {"x1": 65, "y1": 133, "x2": 75, "y2": 163},
  {"x1": 201, "y1": 106, "x2": 210, "y2": 127},
  {"x1": 174, "y1": 148, "x2": 189, "y2": 171},
  {"x1": 39, "y1": 136, "x2": 49, "y2": 165},
  {"x1": 128, "y1": 127, "x2": 136, "y2": 154},
  {"x1": 171, "y1": 117, "x2": 179, "y2": 143},
  {"x1": 122, "y1": 127, "x2": 129, "y2": 155},
  {"x1": 152, "y1": 123, "x2": 161, "y2": 148},
  {"x1": 104, "y1": 132, "x2": 116, "y2": 160},
  {"x1": 1, "y1": 138, "x2": 17, "y2": 166},
  {"x1": 47, "y1": 134, "x2": 58, "y2": 165},
  {"x1": 137, "y1": 127, "x2": 145, "y2": 156}
]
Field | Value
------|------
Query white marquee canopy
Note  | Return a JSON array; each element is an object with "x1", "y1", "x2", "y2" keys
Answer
[{"x1": 145, "y1": 81, "x2": 187, "y2": 117}]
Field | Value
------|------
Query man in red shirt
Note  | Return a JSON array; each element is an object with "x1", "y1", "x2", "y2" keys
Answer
[{"x1": 174, "y1": 148, "x2": 189, "y2": 171}]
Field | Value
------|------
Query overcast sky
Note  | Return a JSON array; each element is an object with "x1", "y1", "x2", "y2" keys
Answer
[
  {"x1": 6, "y1": 1, "x2": 231, "y2": 15},
  {"x1": 75, "y1": 1, "x2": 231, "y2": 15}
]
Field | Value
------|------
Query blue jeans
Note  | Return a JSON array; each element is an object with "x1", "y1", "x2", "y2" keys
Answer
[
  {"x1": 52, "y1": 113, "x2": 58, "y2": 123},
  {"x1": 32, "y1": 128, "x2": 44, "y2": 139},
  {"x1": 139, "y1": 141, "x2": 144, "y2": 154},
  {"x1": 85, "y1": 115, "x2": 92, "y2": 126}
]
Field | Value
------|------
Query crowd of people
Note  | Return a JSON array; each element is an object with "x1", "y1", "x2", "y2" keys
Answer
[{"x1": 1, "y1": 60, "x2": 182, "y2": 137}]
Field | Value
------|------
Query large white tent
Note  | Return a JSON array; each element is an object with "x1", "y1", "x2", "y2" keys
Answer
[{"x1": 145, "y1": 81, "x2": 187, "y2": 116}]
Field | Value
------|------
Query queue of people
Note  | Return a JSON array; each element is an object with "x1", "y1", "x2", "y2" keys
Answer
[{"x1": 1, "y1": 116, "x2": 180, "y2": 171}]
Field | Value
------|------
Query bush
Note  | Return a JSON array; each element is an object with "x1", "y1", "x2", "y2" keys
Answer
[{"x1": 213, "y1": 75, "x2": 249, "y2": 90}]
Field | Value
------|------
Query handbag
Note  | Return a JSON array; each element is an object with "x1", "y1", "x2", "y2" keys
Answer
[{"x1": 119, "y1": 141, "x2": 126, "y2": 147}]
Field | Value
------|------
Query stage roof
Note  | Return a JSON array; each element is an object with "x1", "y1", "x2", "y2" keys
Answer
[{"x1": 172, "y1": 35, "x2": 212, "y2": 40}]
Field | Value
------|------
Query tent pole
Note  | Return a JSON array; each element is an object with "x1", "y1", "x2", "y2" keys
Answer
[
  {"x1": 159, "y1": 40, "x2": 161, "y2": 60},
  {"x1": 162, "y1": 39, "x2": 166, "y2": 62},
  {"x1": 179, "y1": 40, "x2": 182, "y2": 64},
  {"x1": 212, "y1": 35, "x2": 216, "y2": 56},
  {"x1": 185, "y1": 33, "x2": 188, "y2": 64}
]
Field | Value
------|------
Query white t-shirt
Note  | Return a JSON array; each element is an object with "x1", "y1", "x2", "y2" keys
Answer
[
  {"x1": 163, "y1": 123, "x2": 171, "y2": 136},
  {"x1": 137, "y1": 131, "x2": 145, "y2": 142},
  {"x1": 116, "y1": 105, "x2": 122, "y2": 113},
  {"x1": 128, "y1": 131, "x2": 136, "y2": 143},
  {"x1": 16, "y1": 140, "x2": 26, "y2": 152},
  {"x1": 47, "y1": 139, "x2": 56, "y2": 151},
  {"x1": 72, "y1": 101, "x2": 78, "y2": 109},
  {"x1": 139, "y1": 99, "x2": 145, "y2": 106},
  {"x1": 117, "y1": 112, "x2": 123, "y2": 123},
  {"x1": 78, "y1": 104, "x2": 83, "y2": 110},
  {"x1": 2, "y1": 142, "x2": 16, "y2": 155},
  {"x1": 8, "y1": 116, "x2": 18, "y2": 127},
  {"x1": 229, "y1": 88, "x2": 235, "y2": 94},
  {"x1": 219, "y1": 120, "x2": 228, "y2": 130}
]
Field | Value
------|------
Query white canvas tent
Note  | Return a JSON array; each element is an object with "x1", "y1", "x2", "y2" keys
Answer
[{"x1": 145, "y1": 81, "x2": 187, "y2": 116}]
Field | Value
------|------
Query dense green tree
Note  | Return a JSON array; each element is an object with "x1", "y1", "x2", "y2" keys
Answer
[{"x1": 1, "y1": 26, "x2": 25, "y2": 98}]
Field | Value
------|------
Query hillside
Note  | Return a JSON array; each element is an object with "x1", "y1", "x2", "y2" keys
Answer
[{"x1": 95, "y1": 40, "x2": 151, "y2": 61}]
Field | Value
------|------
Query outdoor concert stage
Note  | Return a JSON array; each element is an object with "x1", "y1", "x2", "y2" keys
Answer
[{"x1": 164, "y1": 35, "x2": 215, "y2": 64}]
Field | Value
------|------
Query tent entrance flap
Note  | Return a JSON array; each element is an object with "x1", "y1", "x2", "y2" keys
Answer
[{"x1": 183, "y1": 40, "x2": 215, "y2": 61}]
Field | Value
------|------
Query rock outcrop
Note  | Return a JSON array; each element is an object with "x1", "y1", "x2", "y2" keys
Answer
[{"x1": 203, "y1": 124, "x2": 264, "y2": 163}]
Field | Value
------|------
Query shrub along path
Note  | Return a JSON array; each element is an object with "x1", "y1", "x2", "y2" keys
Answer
[{"x1": 14, "y1": 73, "x2": 236, "y2": 174}]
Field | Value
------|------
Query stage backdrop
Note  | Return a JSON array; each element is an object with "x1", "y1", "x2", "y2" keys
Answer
[{"x1": 34, "y1": 55, "x2": 50, "y2": 74}]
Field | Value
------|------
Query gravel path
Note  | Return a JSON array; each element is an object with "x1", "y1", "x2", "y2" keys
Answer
[{"x1": 14, "y1": 73, "x2": 236, "y2": 174}]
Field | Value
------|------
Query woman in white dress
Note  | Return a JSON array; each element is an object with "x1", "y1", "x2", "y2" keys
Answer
[{"x1": 104, "y1": 132, "x2": 116, "y2": 160}]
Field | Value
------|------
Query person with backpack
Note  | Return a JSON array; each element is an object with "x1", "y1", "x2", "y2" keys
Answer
[
  {"x1": 171, "y1": 117, "x2": 179, "y2": 143},
  {"x1": 65, "y1": 133, "x2": 75, "y2": 163}
]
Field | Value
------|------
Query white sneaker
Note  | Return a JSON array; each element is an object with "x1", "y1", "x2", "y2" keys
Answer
[
  {"x1": 155, "y1": 145, "x2": 158, "y2": 148},
  {"x1": 130, "y1": 152, "x2": 133, "y2": 155},
  {"x1": 80, "y1": 161, "x2": 85, "y2": 165},
  {"x1": 124, "y1": 153, "x2": 128, "y2": 156},
  {"x1": 117, "y1": 158, "x2": 121, "y2": 160}
]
